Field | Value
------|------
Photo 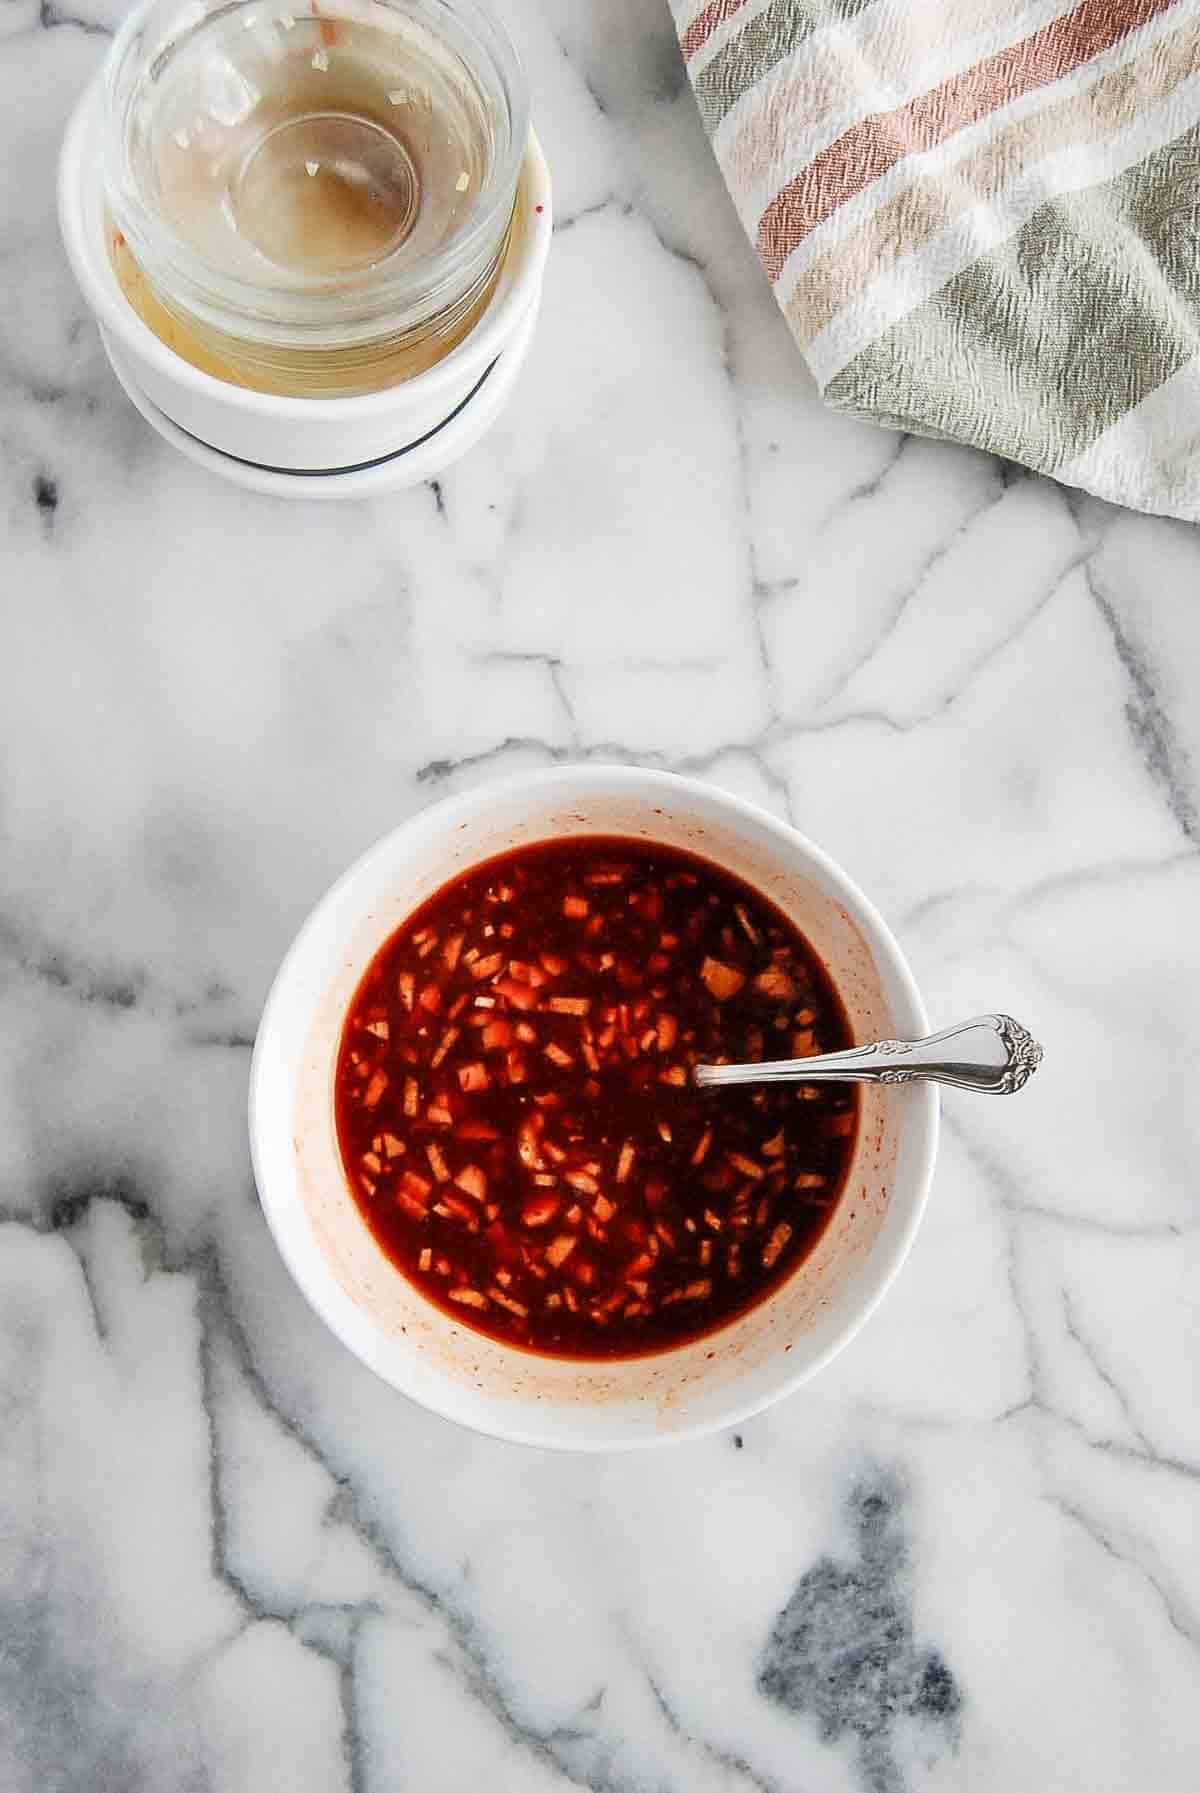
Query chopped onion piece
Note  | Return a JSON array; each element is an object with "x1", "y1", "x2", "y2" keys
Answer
[
  {"x1": 762, "y1": 1222, "x2": 792, "y2": 1268},
  {"x1": 701, "y1": 957, "x2": 744, "y2": 1000}
]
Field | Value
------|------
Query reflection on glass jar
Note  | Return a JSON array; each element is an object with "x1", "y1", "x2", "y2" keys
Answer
[{"x1": 103, "y1": 0, "x2": 528, "y2": 396}]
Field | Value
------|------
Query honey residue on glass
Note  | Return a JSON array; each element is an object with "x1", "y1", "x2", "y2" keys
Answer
[{"x1": 109, "y1": 217, "x2": 503, "y2": 396}]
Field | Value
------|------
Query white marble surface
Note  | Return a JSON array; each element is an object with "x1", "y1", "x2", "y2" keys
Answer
[{"x1": 2, "y1": 2, "x2": 1199, "y2": 1788}]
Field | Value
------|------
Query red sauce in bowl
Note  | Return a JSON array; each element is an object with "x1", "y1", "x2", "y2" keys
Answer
[{"x1": 334, "y1": 838, "x2": 858, "y2": 1359}]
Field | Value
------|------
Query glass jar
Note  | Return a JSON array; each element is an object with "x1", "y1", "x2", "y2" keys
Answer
[{"x1": 102, "y1": 0, "x2": 528, "y2": 396}]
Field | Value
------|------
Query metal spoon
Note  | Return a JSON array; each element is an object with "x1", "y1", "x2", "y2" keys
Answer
[{"x1": 694, "y1": 1013, "x2": 1043, "y2": 1096}]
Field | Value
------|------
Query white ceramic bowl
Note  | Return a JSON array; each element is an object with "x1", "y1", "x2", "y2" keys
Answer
[
  {"x1": 249, "y1": 768, "x2": 939, "y2": 1449},
  {"x1": 98, "y1": 295, "x2": 538, "y2": 499},
  {"x1": 58, "y1": 78, "x2": 551, "y2": 489}
]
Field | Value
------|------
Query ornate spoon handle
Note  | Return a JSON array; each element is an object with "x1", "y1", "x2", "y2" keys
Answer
[{"x1": 694, "y1": 1014, "x2": 1043, "y2": 1095}]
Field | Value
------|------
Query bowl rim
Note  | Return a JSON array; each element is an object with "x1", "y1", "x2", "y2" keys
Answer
[
  {"x1": 248, "y1": 765, "x2": 939, "y2": 1449},
  {"x1": 58, "y1": 75, "x2": 551, "y2": 421}
]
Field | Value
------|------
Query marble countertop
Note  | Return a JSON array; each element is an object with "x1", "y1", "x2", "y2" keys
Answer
[{"x1": 3, "y1": 2, "x2": 1199, "y2": 1788}]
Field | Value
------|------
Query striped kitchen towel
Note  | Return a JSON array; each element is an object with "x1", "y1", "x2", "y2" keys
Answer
[{"x1": 671, "y1": 0, "x2": 1200, "y2": 522}]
